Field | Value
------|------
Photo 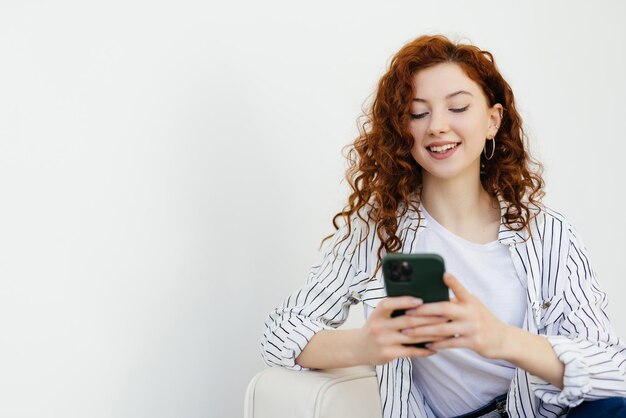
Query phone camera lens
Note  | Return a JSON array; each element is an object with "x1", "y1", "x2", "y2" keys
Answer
[
  {"x1": 400, "y1": 261, "x2": 412, "y2": 276},
  {"x1": 388, "y1": 261, "x2": 402, "y2": 281}
]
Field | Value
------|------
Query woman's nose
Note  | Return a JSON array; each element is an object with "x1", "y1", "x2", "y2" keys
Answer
[{"x1": 427, "y1": 111, "x2": 450, "y2": 136}]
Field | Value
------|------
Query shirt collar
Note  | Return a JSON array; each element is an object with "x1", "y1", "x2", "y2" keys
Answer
[{"x1": 495, "y1": 195, "x2": 527, "y2": 246}]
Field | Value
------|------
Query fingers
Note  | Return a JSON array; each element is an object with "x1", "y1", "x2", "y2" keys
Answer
[
  {"x1": 384, "y1": 345, "x2": 438, "y2": 359},
  {"x1": 398, "y1": 346, "x2": 438, "y2": 358},
  {"x1": 443, "y1": 273, "x2": 471, "y2": 301},
  {"x1": 365, "y1": 296, "x2": 453, "y2": 360},
  {"x1": 401, "y1": 320, "x2": 464, "y2": 339},
  {"x1": 428, "y1": 336, "x2": 470, "y2": 350},
  {"x1": 373, "y1": 296, "x2": 423, "y2": 319},
  {"x1": 412, "y1": 300, "x2": 464, "y2": 319},
  {"x1": 390, "y1": 313, "x2": 448, "y2": 329},
  {"x1": 391, "y1": 315, "x2": 454, "y2": 346},
  {"x1": 365, "y1": 295, "x2": 479, "y2": 362},
  {"x1": 397, "y1": 332, "x2": 447, "y2": 346},
  {"x1": 369, "y1": 314, "x2": 447, "y2": 345},
  {"x1": 366, "y1": 319, "x2": 444, "y2": 349}
]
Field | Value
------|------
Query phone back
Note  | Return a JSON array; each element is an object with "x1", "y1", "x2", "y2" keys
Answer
[{"x1": 382, "y1": 253, "x2": 448, "y2": 303}]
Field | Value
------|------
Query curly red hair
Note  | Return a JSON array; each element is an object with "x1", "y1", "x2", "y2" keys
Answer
[{"x1": 330, "y1": 34, "x2": 544, "y2": 263}]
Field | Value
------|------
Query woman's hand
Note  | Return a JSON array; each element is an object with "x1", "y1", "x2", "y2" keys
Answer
[
  {"x1": 296, "y1": 295, "x2": 448, "y2": 369},
  {"x1": 358, "y1": 296, "x2": 449, "y2": 365},
  {"x1": 401, "y1": 273, "x2": 513, "y2": 359}
]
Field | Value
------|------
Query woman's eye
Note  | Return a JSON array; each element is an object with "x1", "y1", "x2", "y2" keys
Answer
[
  {"x1": 450, "y1": 105, "x2": 469, "y2": 113},
  {"x1": 410, "y1": 112, "x2": 428, "y2": 120}
]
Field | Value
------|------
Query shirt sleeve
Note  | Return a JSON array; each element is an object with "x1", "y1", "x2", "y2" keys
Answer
[
  {"x1": 260, "y1": 215, "x2": 376, "y2": 370},
  {"x1": 532, "y1": 224, "x2": 626, "y2": 407}
]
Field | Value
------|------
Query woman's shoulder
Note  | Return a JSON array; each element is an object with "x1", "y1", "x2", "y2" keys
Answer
[
  {"x1": 529, "y1": 203, "x2": 583, "y2": 245},
  {"x1": 531, "y1": 202, "x2": 571, "y2": 226},
  {"x1": 535, "y1": 203, "x2": 569, "y2": 224}
]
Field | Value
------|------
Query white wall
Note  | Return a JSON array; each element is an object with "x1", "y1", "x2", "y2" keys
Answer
[{"x1": 1, "y1": 1, "x2": 625, "y2": 417}]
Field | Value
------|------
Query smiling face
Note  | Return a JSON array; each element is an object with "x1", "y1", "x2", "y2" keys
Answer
[{"x1": 409, "y1": 63, "x2": 502, "y2": 184}]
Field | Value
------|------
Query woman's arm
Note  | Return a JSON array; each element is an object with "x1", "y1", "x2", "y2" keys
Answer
[
  {"x1": 404, "y1": 274, "x2": 565, "y2": 387},
  {"x1": 262, "y1": 212, "x2": 444, "y2": 370},
  {"x1": 260, "y1": 221, "x2": 364, "y2": 370},
  {"x1": 260, "y1": 250, "x2": 365, "y2": 370},
  {"x1": 295, "y1": 329, "x2": 368, "y2": 369},
  {"x1": 296, "y1": 296, "x2": 445, "y2": 369},
  {"x1": 405, "y1": 223, "x2": 626, "y2": 407},
  {"x1": 535, "y1": 225, "x2": 626, "y2": 405},
  {"x1": 500, "y1": 325, "x2": 564, "y2": 388}
]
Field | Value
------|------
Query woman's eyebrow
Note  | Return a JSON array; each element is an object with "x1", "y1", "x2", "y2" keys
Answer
[{"x1": 413, "y1": 90, "x2": 474, "y2": 102}]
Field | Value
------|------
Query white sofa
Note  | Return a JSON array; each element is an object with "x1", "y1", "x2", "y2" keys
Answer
[{"x1": 244, "y1": 365, "x2": 382, "y2": 418}]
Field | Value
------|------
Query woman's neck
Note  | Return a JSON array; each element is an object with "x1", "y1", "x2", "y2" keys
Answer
[{"x1": 420, "y1": 174, "x2": 501, "y2": 244}]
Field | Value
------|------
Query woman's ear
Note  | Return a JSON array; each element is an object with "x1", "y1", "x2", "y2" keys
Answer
[{"x1": 488, "y1": 103, "x2": 504, "y2": 139}]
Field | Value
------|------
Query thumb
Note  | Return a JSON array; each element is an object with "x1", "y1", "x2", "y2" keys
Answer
[{"x1": 443, "y1": 273, "x2": 470, "y2": 301}]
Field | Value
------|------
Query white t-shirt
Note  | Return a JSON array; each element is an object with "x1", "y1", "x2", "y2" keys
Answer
[{"x1": 410, "y1": 209, "x2": 527, "y2": 418}]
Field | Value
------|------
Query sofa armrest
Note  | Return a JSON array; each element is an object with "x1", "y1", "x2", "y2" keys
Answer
[{"x1": 244, "y1": 366, "x2": 381, "y2": 418}]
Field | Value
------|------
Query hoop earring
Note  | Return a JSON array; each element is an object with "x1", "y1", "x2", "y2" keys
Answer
[{"x1": 484, "y1": 138, "x2": 495, "y2": 160}]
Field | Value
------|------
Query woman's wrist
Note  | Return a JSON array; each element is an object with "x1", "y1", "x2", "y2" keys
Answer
[
  {"x1": 340, "y1": 328, "x2": 370, "y2": 366},
  {"x1": 476, "y1": 322, "x2": 515, "y2": 360},
  {"x1": 497, "y1": 324, "x2": 527, "y2": 362},
  {"x1": 496, "y1": 325, "x2": 565, "y2": 388}
]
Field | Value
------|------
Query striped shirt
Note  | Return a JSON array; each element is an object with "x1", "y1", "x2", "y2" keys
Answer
[{"x1": 261, "y1": 200, "x2": 626, "y2": 418}]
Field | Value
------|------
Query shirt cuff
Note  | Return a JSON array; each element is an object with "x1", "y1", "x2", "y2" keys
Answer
[
  {"x1": 272, "y1": 317, "x2": 331, "y2": 370},
  {"x1": 534, "y1": 335, "x2": 592, "y2": 407}
]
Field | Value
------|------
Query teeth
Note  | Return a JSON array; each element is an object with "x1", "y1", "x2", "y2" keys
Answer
[{"x1": 429, "y1": 143, "x2": 458, "y2": 153}]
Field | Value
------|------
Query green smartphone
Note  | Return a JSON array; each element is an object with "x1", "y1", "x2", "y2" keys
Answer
[{"x1": 382, "y1": 253, "x2": 449, "y2": 348}]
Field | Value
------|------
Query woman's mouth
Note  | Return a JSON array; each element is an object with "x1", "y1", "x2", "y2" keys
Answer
[
  {"x1": 428, "y1": 143, "x2": 459, "y2": 153},
  {"x1": 426, "y1": 142, "x2": 460, "y2": 159}
]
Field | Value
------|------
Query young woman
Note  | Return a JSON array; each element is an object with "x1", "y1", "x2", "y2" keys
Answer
[{"x1": 261, "y1": 35, "x2": 626, "y2": 418}]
